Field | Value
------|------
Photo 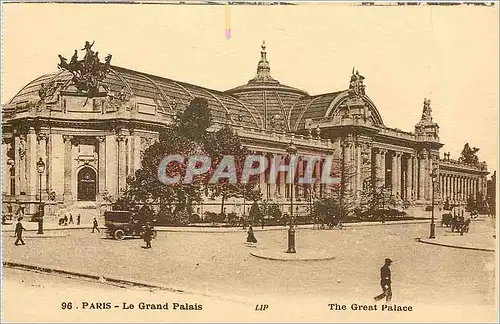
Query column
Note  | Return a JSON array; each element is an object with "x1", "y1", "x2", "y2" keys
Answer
[
  {"x1": 37, "y1": 133, "x2": 48, "y2": 199},
  {"x1": 395, "y1": 152, "x2": 402, "y2": 199},
  {"x1": 464, "y1": 177, "x2": 468, "y2": 200},
  {"x1": 375, "y1": 148, "x2": 385, "y2": 187},
  {"x1": 14, "y1": 135, "x2": 21, "y2": 196},
  {"x1": 26, "y1": 131, "x2": 37, "y2": 200},
  {"x1": 2, "y1": 139, "x2": 11, "y2": 196},
  {"x1": 418, "y1": 154, "x2": 426, "y2": 200},
  {"x1": 426, "y1": 154, "x2": 434, "y2": 201},
  {"x1": 444, "y1": 174, "x2": 450, "y2": 200},
  {"x1": 412, "y1": 156, "x2": 418, "y2": 200},
  {"x1": 63, "y1": 135, "x2": 74, "y2": 203},
  {"x1": 267, "y1": 154, "x2": 274, "y2": 200},
  {"x1": 18, "y1": 134, "x2": 28, "y2": 196},
  {"x1": 356, "y1": 143, "x2": 362, "y2": 199},
  {"x1": 405, "y1": 155, "x2": 413, "y2": 201},
  {"x1": 473, "y1": 178, "x2": 477, "y2": 199},
  {"x1": 460, "y1": 176, "x2": 465, "y2": 202},
  {"x1": 342, "y1": 142, "x2": 352, "y2": 193},
  {"x1": 49, "y1": 134, "x2": 64, "y2": 200},
  {"x1": 117, "y1": 134, "x2": 127, "y2": 194},
  {"x1": 97, "y1": 136, "x2": 107, "y2": 197},
  {"x1": 453, "y1": 175, "x2": 457, "y2": 201},
  {"x1": 391, "y1": 152, "x2": 397, "y2": 197},
  {"x1": 314, "y1": 157, "x2": 321, "y2": 195}
]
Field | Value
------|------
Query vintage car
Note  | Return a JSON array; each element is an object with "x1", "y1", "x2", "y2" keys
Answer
[{"x1": 104, "y1": 210, "x2": 157, "y2": 240}]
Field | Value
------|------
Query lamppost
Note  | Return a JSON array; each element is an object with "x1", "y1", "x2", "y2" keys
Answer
[
  {"x1": 286, "y1": 141, "x2": 297, "y2": 253},
  {"x1": 286, "y1": 141, "x2": 298, "y2": 224},
  {"x1": 37, "y1": 157, "x2": 46, "y2": 235},
  {"x1": 429, "y1": 168, "x2": 438, "y2": 239}
]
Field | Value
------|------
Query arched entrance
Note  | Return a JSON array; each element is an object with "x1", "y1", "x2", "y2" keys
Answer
[{"x1": 77, "y1": 167, "x2": 97, "y2": 201}]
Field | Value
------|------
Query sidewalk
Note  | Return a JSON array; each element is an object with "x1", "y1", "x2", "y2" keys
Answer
[
  {"x1": 418, "y1": 216, "x2": 496, "y2": 252},
  {"x1": 2, "y1": 218, "x2": 431, "y2": 233}
]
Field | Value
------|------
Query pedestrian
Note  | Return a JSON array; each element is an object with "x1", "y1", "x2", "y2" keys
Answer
[
  {"x1": 14, "y1": 218, "x2": 26, "y2": 246},
  {"x1": 143, "y1": 223, "x2": 153, "y2": 249},
  {"x1": 77, "y1": 214, "x2": 81, "y2": 225},
  {"x1": 261, "y1": 218, "x2": 265, "y2": 229},
  {"x1": 374, "y1": 258, "x2": 393, "y2": 304},
  {"x1": 246, "y1": 224, "x2": 257, "y2": 243},
  {"x1": 69, "y1": 214, "x2": 73, "y2": 224},
  {"x1": 63, "y1": 215, "x2": 68, "y2": 226},
  {"x1": 92, "y1": 217, "x2": 100, "y2": 233}
]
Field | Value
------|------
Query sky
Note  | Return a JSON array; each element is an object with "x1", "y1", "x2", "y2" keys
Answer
[{"x1": 1, "y1": 3, "x2": 498, "y2": 173}]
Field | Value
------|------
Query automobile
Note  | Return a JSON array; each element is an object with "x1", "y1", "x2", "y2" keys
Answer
[{"x1": 104, "y1": 210, "x2": 157, "y2": 240}]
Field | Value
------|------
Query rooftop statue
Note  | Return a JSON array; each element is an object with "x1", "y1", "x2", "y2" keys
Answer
[
  {"x1": 459, "y1": 143, "x2": 480, "y2": 165},
  {"x1": 348, "y1": 68, "x2": 365, "y2": 98},
  {"x1": 57, "y1": 41, "x2": 112, "y2": 102},
  {"x1": 420, "y1": 98, "x2": 432, "y2": 122}
]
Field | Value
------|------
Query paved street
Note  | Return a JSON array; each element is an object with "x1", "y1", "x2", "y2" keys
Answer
[{"x1": 3, "y1": 220, "x2": 496, "y2": 314}]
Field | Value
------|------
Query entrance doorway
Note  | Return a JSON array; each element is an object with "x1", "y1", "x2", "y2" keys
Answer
[{"x1": 77, "y1": 167, "x2": 97, "y2": 201}]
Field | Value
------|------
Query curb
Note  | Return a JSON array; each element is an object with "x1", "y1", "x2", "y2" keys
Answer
[
  {"x1": 2, "y1": 226, "x2": 94, "y2": 233},
  {"x1": 250, "y1": 251, "x2": 336, "y2": 262},
  {"x1": 417, "y1": 238, "x2": 495, "y2": 252},
  {"x1": 2, "y1": 260, "x2": 249, "y2": 305},
  {"x1": 5, "y1": 232, "x2": 70, "y2": 238},
  {"x1": 2, "y1": 220, "x2": 430, "y2": 234}
]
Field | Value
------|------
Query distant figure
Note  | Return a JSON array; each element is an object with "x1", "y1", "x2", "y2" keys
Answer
[
  {"x1": 374, "y1": 258, "x2": 393, "y2": 303},
  {"x1": 143, "y1": 223, "x2": 153, "y2": 249},
  {"x1": 92, "y1": 218, "x2": 100, "y2": 233},
  {"x1": 14, "y1": 218, "x2": 27, "y2": 246},
  {"x1": 246, "y1": 225, "x2": 257, "y2": 243},
  {"x1": 17, "y1": 205, "x2": 25, "y2": 220},
  {"x1": 63, "y1": 215, "x2": 68, "y2": 226},
  {"x1": 69, "y1": 214, "x2": 74, "y2": 224},
  {"x1": 77, "y1": 214, "x2": 81, "y2": 225},
  {"x1": 261, "y1": 218, "x2": 265, "y2": 229}
]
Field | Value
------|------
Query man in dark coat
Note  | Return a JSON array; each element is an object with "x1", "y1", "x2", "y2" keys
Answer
[
  {"x1": 92, "y1": 217, "x2": 100, "y2": 233},
  {"x1": 374, "y1": 258, "x2": 393, "y2": 303},
  {"x1": 14, "y1": 218, "x2": 26, "y2": 246},
  {"x1": 143, "y1": 223, "x2": 153, "y2": 249}
]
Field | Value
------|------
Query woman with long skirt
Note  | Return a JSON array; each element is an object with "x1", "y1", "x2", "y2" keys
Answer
[{"x1": 247, "y1": 225, "x2": 257, "y2": 243}]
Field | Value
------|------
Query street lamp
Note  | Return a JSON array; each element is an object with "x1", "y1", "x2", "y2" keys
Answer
[
  {"x1": 429, "y1": 168, "x2": 439, "y2": 239},
  {"x1": 37, "y1": 157, "x2": 46, "y2": 235},
  {"x1": 286, "y1": 141, "x2": 297, "y2": 254},
  {"x1": 286, "y1": 141, "x2": 298, "y2": 224}
]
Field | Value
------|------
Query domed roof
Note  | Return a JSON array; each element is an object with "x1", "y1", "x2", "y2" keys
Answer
[
  {"x1": 7, "y1": 65, "x2": 264, "y2": 129},
  {"x1": 225, "y1": 41, "x2": 308, "y2": 131}
]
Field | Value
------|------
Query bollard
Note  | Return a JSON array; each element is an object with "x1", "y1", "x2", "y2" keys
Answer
[{"x1": 287, "y1": 225, "x2": 296, "y2": 253}]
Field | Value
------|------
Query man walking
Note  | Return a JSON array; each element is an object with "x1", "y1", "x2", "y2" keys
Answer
[
  {"x1": 69, "y1": 213, "x2": 74, "y2": 224},
  {"x1": 92, "y1": 217, "x2": 100, "y2": 233},
  {"x1": 374, "y1": 258, "x2": 393, "y2": 303},
  {"x1": 14, "y1": 218, "x2": 26, "y2": 246},
  {"x1": 77, "y1": 214, "x2": 81, "y2": 225},
  {"x1": 143, "y1": 223, "x2": 153, "y2": 249}
]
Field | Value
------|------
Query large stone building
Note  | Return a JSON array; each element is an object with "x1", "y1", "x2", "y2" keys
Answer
[{"x1": 1, "y1": 42, "x2": 490, "y2": 219}]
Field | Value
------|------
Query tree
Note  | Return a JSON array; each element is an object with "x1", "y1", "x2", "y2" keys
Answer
[
  {"x1": 248, "y1": 201, "x2": 262, "y2": 224},
  {"x1": 204, "y1": 125, "x2": 261, "y2": 214},
  {"x1": 114, "y1": 98, "x2": 211, "y2": 225},
  {"x1": 267, "y1": 203, "x2": 282, "y2": 221},
  {"x1": 359, "y1": 177, "x2": 391, "y2": 214},
  {"x1": 313, "y1": 196, "x2": 342, "y2": 227}
]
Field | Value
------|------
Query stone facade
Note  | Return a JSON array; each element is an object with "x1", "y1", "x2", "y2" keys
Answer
[{"x1": 1, "y1": 42, "x2": 489, "y2": 218}]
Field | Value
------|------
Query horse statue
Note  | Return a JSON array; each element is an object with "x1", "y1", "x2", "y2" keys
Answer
[{"x1": 459, "y1": 143, "x2": 480, "y2": 165}]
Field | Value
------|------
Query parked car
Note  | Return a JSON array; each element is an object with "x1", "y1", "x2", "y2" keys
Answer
[{"x1": 104, "y1": 210, "x2": 157, "y2": 240}]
